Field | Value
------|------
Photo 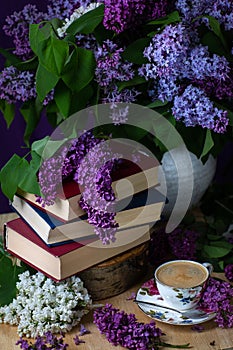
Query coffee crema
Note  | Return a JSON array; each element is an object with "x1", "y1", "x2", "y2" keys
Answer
[{"x1": 156, "y1": 261, "x2": 207, "y2": 288}]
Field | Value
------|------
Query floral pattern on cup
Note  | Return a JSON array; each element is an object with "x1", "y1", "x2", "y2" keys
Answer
[
  {"x1": 140, "y1": 279, "x2": 160, "y2": 296},
  {"x1": 173, "y1": 286, "x2": 203, "y2": 306}
]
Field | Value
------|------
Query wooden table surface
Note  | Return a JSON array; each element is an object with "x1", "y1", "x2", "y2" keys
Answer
[{"x1": 0, "y1": 213, "x2": 233, "y2": 350}]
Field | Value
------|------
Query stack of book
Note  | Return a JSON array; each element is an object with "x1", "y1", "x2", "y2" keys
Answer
[{"x1": 4, "y1": 157, "x2": 164, "y2": 281}]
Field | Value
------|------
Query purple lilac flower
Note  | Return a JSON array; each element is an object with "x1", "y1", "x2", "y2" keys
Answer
[
  {"x1": 195, "y1": 73, "x2": 233, "y2": 100},
  {"x1": 93, "y1": 304, "x2": 163, "y2": 349},
  {"x1": 102, "y1": 86, "x2": 140, "y2": 124},
  {"x1": 149, "y1": 76, "x2": 180, "y2": 102},
  {"x1": 175, "y1": 0, "x2": 211, "y2": 22},
  {"x1": 175, "y1": 0, "x2": 233, "y2": 31},
  {"x1": 182, "y1": 45, "x2": 230, "y2": 81},
  {"x1": 79, "y1": 324, "x2": 90, "y2": 335},
  {"x1": 77, "y1": 141, "x2": 119, "y2": 244},
  {"x1": 0, "y1": 66, "x2": 36, "y2": 104},
  {"x1": 167, "y1": 227, "x2": 199, "y2": 260},
  {"x1": 95, "y1": 40, "x2": 135, "y2": 87},
  {"x1": 16, "y1": 331, "x2": 68, "y2": 349},
  {"x1": 139, "y1": 23, "x2": 191, "y2": 80},
  {"x1": 73, "y1": 335, "x2": 85, "y2": 345},
  {"x1": 95, "y1": 40, "x2": 140, "y2": 124},
  {"x1": 37, "y1": 131, "x2": 101, "y2": 206},
  {"x1": 46, "y1": 0, "x2": 92, "y2": 21},
  {"x1": 3, "y1": 4, "x2": 45, "y2": 60},
  {"x1": 75, "y1": 33, "x2": 98, "y2": 51},
  {"x1": 224, "y1": 264, "x2": 233, "y2": 282},
  {"x1": 172, "y1": 85, "x2": 229, "y2": 133},
  {"x1": 200, "y1": 277, "x2": 233, "y2": 328},
  {"x1": 103, "y1": 0, "x2": 168, "y2": 34},
  {"x1": 37, "y1": 131, "x2": 121, "y2": 244}
]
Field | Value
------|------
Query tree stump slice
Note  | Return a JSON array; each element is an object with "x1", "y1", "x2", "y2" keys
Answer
[{"x1": 79, "y1": 242, "x2": 149, "y2": 300}]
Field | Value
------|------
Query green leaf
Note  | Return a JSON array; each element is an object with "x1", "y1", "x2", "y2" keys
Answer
[
  {"x1": 201, "y1": 31, "x2": 227, "y2": 56},
  {"x1": 0, "y1": 101, "x2": 15, "y2": 128},
  {"x1": 62, "y1": 47, "x2": 95, "y2": 92},
  {"x1": 29, "y1": 23, "x2": 50, "y2": 56},
  {"x1": 0, "y1": 255, "x2": 28, "y2": 306},
  {"x1": 36, "y1": 63, "x2": 59, "y2": 102},
  {"x1": 0, "y1": 48, "x2": 21, "y2": 66},
  {"x1": 18, "y1": 152, "x2": 41, "y2": 195},
  {"x1": 66, "y1": 5, "x2": 104, "y2": 35},
  {"x1": 147, "y1": 11, "x2": 180, "y2": 26},
  {"x1": 202, "y1": 15, "x2": 228, "y2": 51},
  {"x1": 206, "y1": 234, "x2": 222, "y2": 241},
  {"x1": 0, "y1": 155, "x2": 28, "y2": 201},
  {"x1": 43, "y1": 139, "x2": 69, "y2": 159},
  {"x1": 203, "y1": 244, "x2": 232, "y2": 258},
  {"x1": 201, "y1": 129, "x2": 214, "y2": 159},
  {"x1": 123, "y1": 38, "x2": 151, "y2": 64},
  {"x1": 218, "y1": 260, "x2": 224, "y2": 270},
  {"x1": 54, "y1": 80, "x2": 72, "y2": 118},
  {"x1": 69, "y1": 84, "x2": 94, "y2": 114},
  {"x1": 38, "y1": 32, "x2": 69, "y2": 76},
  {"x1": 15, "y1": 56, "x2": 38, "y2": 71},
  {"x1": 147, "y1": 100, "x2": 169, "y2": 109},
  {"x1": 117, "y1": 76, "x2": 146, "y2": 91},
  {"x1": 20, "y1": 98, "x2": 43, "y2": 145},
  {"x1": 31, "y1": 136, "x2": 50, "y2": 156}
]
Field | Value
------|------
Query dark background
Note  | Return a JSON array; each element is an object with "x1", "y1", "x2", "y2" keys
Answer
[
  {"x1": 0, "y1": 0, "x2": 52, "y2": 213},
  {"x1": 0, "y1": 1, "x2": 233, "y2": 213}
]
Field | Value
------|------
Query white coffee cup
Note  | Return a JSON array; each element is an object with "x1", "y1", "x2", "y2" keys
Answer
[{"x1": 154, "y1": 260, "x2": 213, "y2": 311}]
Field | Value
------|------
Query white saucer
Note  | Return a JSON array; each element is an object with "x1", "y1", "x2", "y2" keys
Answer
[{"x1": 136, "y1": 279, "x2": 216, "y2": 325}]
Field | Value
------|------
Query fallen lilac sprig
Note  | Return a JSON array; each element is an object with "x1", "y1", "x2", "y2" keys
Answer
[
  {"x1": 93, "y1": 303, "x2": 191, "y2": 349},
  {"x1": 16, "y1": 331, "x2": 68, "y2": 349},
  {"x1": 200, "y1": 277, "x2": 233, "y2": 328},
  {"x1": 79, "y1": 324, "x2": 90, "y2": 336},
  {"x1": 224, "y1": 264, "x2": 233, "y2": 282}
]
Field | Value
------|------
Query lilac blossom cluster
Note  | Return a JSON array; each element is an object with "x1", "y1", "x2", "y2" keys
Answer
[
  {"x1": 77, "y1": 141, "x2": 120, "y2": 244},
  {"x1": 0, "y1": 66, "x2": 36, "y2": 104},
  {"x1": 200, "y1": 277, "x2": 233, "y2": 328},
  {"x1": 94, "y1": 304, "x2": 190, "y2": 349},
  {"x1": 139, "y1": 22, "x2": 231, "y2": 133},
  {"x1": 95, "y1": 39, "x2": 140, "y2": 124},
  {"x1": 47, "y1": 0, "x2": 92, "y2": 21},
  {"x1": 172, "y1": 85, "x2": 229, "y2": 133},
  {"x1": 224, "y1": 264, "x2": 233, "y2": 282},
  {"x1": 37, "y1": 131, "x2": 101, "y2": 206},
  {"x1": 16, "y1": 331, "x2": 68, "y2": 350},
  {"x1": 3, "y1": 4, "x2": 45, "y2": 60},
  {"x1": 37, "y1": 131, "x2": 120, "y2": 244},
  {"x1": 167, "y1": 227, "x2": 199, "y2": 260},
  {"x1": 1, "y1": 1, "x2": 98, "y2": 107},
  {"x1": 93, "y1": 304, "x2": 163, "y2": 348},
  {"x1": 103, "y1": 0, "x2": 167, "y2": 34},
  {"x1": 95, "y1": 40, "x2": 134, "y2": 87},
  {"x1": 175, "y1": 0, "x2": 233, "y2": 31}
]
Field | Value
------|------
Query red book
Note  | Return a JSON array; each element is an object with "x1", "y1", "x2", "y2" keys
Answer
[
  {"x1": 17, "y1": 157, "x2": 159, "y2": 222},
  {"x1": 4, "y1": 218, "x2": 150, "y2": 281}
]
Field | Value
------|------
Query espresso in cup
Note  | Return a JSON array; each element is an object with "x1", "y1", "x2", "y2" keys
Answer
[
  {"x1": 154, "y1": 260, "x2": 213, "y2": 311},
  {"x1": 156, "y1": 260, "x2": 208, "y2": 288}
]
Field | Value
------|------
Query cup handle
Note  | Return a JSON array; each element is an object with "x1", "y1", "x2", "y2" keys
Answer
[{"x1": 202, "y1": 262, "x2": 213, "y2": 276}]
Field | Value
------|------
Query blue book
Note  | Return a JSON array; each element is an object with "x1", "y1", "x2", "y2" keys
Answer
[{"x1": 11, "y1": 188, "x2": 165, "y2": 246}]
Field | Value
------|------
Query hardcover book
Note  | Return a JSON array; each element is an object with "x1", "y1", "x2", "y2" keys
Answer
[
  {"x1": 11, "y1": 188, "x2": 164, "y2": 246},
  {"x1": 17, "y1": 158, "x2": 159, "y2": 221},
  {"x1": 4, "y1": 218, "x2": 151, "y2": 281}
]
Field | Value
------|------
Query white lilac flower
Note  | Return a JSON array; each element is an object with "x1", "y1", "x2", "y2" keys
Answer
[
  {"x1": 0, "y1": 271, "x2": 92, "y2": 337},
  {"x1": 57, "y1": 2, "x2": 102, "y2": 37}
]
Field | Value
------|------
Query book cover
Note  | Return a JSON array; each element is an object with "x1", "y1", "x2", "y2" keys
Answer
[
  {"x1": 17, "y1": 158, "x2": 159, "y2": 221},
  {"x1": 11, "y1": 188, "x2": 165, "y2": 246},
  {"x1": 4, "y1": 218, "x2": 151, "y2": 281}
]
